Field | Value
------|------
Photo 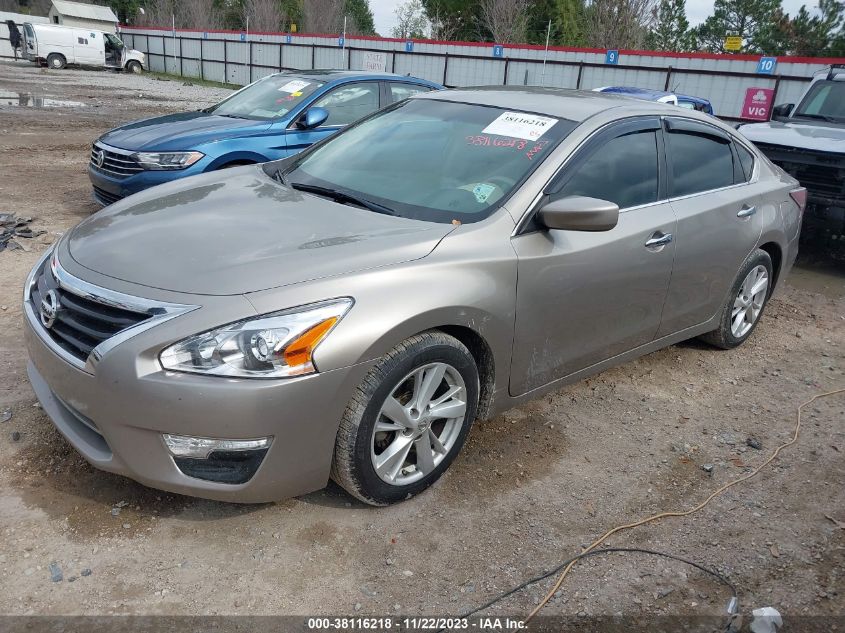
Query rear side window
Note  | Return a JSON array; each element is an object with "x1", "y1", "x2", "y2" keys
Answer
[
  {"x1": 667, "y1": 131, "x2": 734, "y2": 196},
  {"x1": 389, "y1": 83, "x2": 431, "y2": 103},
  {"x1": 556, "y1": 130, "x2": 660, "y2": 209},
  {"x1": 736, "y1": 143, "x2": 755, "y2": 181}
]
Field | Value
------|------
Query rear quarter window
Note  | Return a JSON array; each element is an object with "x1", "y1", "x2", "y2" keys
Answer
[{"x1": 667, "y1": 131, "x2": 735, "y2": 197}]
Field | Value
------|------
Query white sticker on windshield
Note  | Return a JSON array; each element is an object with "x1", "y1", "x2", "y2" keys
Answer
[
  {"x1": 278, "y1": 79, "x2": 311, "y2": 93},
  {"x1": 472, "y1": 183, "x2": 496, "y2": 203},
  {"x1": 482, "y1": 112, "x2": 558, "y2": 141}
]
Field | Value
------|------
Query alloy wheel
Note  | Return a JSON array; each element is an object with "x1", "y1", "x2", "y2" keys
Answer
[
  {"x1": 731, "y1": 264, "x2": 769, "y2": 338},
  {"x1": 371, "y1": 362, "x2": 468, "y2": 486}
]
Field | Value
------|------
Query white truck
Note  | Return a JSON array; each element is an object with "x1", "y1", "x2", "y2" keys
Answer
[{"x1": 22, "y1": 22, "x2": 145, "y2": 72}]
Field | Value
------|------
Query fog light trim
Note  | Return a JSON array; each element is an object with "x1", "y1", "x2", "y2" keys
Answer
[{"x1": 163, "y1": 434, "x2": 272, "y2": 459}]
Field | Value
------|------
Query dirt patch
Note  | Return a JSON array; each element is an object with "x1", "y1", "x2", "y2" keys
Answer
[{"x1": 0, "y1": 59, "x2": 843, "y2": 621}]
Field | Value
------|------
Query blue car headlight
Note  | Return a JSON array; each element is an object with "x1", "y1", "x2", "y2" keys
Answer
[{"x1": 134, "y1": 151, "x2": 204, "y2": 170}]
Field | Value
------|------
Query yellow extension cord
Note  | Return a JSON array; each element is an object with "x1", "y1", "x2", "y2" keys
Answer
[{"x1": 526, "y1": 386, "x2": 845, "y2": 622}]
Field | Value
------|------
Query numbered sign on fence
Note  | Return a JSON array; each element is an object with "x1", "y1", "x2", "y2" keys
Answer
[
  {"x1": 605, "y1": 50, "x2": 619, "y2": 64},
  {"x1": 757, "y1": 57, "x2": 777, "y2": 74},
  {"x1": 405, "y1": 41, "x2": 414, "y2": 52},
  {"x1": 492, "y1": 45, "x2": 504, "y2": 58}
]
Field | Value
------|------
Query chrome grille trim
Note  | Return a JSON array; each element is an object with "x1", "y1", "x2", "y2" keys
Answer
[{"x1": 24, "y1": 246, "x2": 198, "y2": 373}]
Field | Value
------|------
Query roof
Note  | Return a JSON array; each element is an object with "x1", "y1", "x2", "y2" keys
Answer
[
  {"x1": 596, "y1": 86, "x2": 673, "y2": 100},
  {"x1": 50, "y1": 0, "x2": 117, "y2": 22},
  {"x1": 415, "y1": 86, "x2": 665, "y2": 122},
  {"x1": 292, "y1": 69, "x2": 439, "y2": 84}
]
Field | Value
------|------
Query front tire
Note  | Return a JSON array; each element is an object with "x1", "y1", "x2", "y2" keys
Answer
[
  {"x1": 47, "y1": 53, "x2": 66, "y2": 69},
  {"x1": 126, "y1": 60, "x2": 142, "y2": 74},
  {"x1": 331, "y1": 331, "x2": 479, "y2": 506},
  {"x1": 700, "y1": 249, "x2": 773, "y2": 349}
]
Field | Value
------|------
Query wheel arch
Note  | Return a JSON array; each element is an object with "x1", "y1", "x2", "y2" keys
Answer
[
  {"x1": 205, "y1": 152, "x2": 267, "y2": 171},
  {"x1": 433, "y1": 325, "x2": 496, "y2": 420},
  {"x1": 757, "y1": 240, "x2": 783, "y2": 295}
]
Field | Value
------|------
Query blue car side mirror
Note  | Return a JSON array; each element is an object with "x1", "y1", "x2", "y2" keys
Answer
[{"x1": 298, "y1": 107, "x2": 329, "y2": 130}]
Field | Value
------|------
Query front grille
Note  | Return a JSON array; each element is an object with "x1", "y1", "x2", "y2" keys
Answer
[
  {"x1": 89, "y1": 144, "x2": 143, "y2": 180},
  {"x1": 92, "y1": 185, "x2": 123, "y2": 206},
  {"x1": 754, "y1": 142, "x2": 845, "y2": 205},
  {"x1": 29, "y1": 258, "x2": 151, "y2": 363}
]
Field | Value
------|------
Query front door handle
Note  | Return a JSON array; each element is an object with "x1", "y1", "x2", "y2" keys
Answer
[
  {"x1": 645, "y1": 232, "x2": 673, "y2": 248},
  {"x1": 737, "y1": 205, "x2": 757, "y2": 218}
]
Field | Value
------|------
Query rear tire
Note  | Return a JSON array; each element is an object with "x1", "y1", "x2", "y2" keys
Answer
[
  {"x1": 46, "y1": 53, "x2": 65, "y2": 70},
  {"x1": 699, "y1": 249, "x2": 773, "y2": 349},
  {"x1": 331, "y1": 331, "x2": 479, "y2": 506},
  {"x1": 126, "y1": 60, "x2": 142, "y2": 74}
]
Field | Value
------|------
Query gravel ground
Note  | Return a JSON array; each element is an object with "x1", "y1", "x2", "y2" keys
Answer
[{"x1": 0, "y1": 60, "x2": 843, "y2": 627}]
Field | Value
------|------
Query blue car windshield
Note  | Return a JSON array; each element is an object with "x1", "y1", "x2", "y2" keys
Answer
[
  {"x1": 209, "y1": 75, "x2": 324, "y2": 120},
  {"x1": 283, "y1": 99, "x2": 576, "y2": 224}
]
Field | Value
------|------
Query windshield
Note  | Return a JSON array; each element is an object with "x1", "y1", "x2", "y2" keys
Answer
[
  {"x1": 794, "y1": 80, "x2": 845, "y2": 122},
  {"x1": 282, "y1": 99, "x2": 576, "y2": 224},
  {"x1": 105, "y1": 33, "x2": 124, "y2": 48},
  {"x1": 209, "y1": 75, "x2": 325, "y2": 120}
]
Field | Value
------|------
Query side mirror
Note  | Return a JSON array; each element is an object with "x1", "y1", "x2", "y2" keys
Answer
[
  {"x1": 772, "y1": 103, "x2": 794, "y2": 120},
  {"x1": 297, "y1": 107, "x2": 329, "y2": 130},
  {"x1": 538, "y1": 196, "x2": 619, "y2": 232}
]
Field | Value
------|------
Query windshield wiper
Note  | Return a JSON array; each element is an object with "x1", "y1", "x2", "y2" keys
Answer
[
  {"x1": 216, "y1": 113, "x2": 252, "y2": 119},
  {"x1": 289, "y1": 182, "x2": 399, "y2": 216},
  {"x1": 794, "y1": 113, "x2": 841, "y2": 123}
]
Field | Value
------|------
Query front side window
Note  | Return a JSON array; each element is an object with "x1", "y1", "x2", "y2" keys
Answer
[
  {"x1": 313, "y1": 82, "x2": 380, "y2": 127},
  {"x1": 556, "y1": 130, "x2": 660, "y2": 209},
  {"x1": 208, "y1": 74, "x2": 325, "y2": 120},
  {"x1": 281, "y1": 99, "x2": 576, "y2": 223},
  {"x1": 389, "y1": 82, "x2": 431, "y2": 103},
  {"x1": 794, "y1": 81, "x2": 845, "y2": 122},
  {"x1": 667, "y1": 131, "x2": 734, "y2": 197}
]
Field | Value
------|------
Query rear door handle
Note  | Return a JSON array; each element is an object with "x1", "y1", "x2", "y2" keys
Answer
[
  {"x1": 645, "y1": 232, "x2": 673, "y2": 248},
  {"x1": 737, "y1": 205, "x2": 757, "y2": 218}
]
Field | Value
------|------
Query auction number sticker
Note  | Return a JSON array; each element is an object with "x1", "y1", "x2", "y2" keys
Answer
[
  {"x1": 278, "y1": 79, "x2": 311, "y2": 93},
  {"x1": 482, "y1": 112, "x2": 557, "y2": 141}
]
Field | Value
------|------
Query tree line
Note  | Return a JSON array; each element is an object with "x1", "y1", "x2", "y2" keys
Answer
[
  {"x1": 3, "y1": 0, "x2": 842, "y2": 56},
  {"x1": 394, "y1": 0, "x2": 844, "y2": 56},
  {"x1": 1, "y1": 0, "x2": 376, "y2": 35}
]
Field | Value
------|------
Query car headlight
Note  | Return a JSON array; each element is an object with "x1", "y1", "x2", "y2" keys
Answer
[
  {"x1": 134, "y1": 151, "x2": 204, "y2": 170},
  {"x1": 159, "y1": 298, "x2": 353, "y2": 378}
]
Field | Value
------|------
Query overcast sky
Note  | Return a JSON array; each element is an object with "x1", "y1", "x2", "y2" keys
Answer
[{"x1": 369, "y1": 0, "x2": 815, "y2": 38}]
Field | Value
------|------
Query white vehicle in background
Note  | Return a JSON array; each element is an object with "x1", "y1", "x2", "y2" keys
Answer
[{"x1": 22, "y1": 22, "x2": 145, "y2": 72}]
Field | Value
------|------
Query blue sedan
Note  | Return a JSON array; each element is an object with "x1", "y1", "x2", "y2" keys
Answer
[{"x1": 88, "y1": 70, "x2": 442, "y2": 205}]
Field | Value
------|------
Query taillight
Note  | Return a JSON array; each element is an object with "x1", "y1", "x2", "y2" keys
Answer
[{"x1": 789, "y1": 187, "x2": 807, "y2": 214}]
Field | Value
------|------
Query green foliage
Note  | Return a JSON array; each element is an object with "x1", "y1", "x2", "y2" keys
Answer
[
  {"x1": 646, "y1": 0, "x2": 691, "y2": 51},
  {"x1": 421, "y1": 0, "x2": 482, "y2": 40},
  {"x1": 554, "y1": 0, "x2": 586, "y2": 46},
  {"x1": 345, "y1": 0, "x2": 376, "y2": 34},
  {"x1": 691, "y1": 0, "x2": 786, "y2": 53}
]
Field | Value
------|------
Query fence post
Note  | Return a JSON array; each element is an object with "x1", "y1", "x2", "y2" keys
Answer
[
  {"x1": 770, "y1": 74, "x2": 782, "y2": 120},
  {"x1": 279, "y1": 41, "x2": 283, "y2": 71},
  {"x1": 391, "y1": 52, "x2": 396, "y2": 73},
  {"x1": 178, "y1": 35, "x2": 183, "y2": 77},
  {"x1": 664, "y1": 66, "x2": 672, "y2": 91},
  {"x1": 576, "y1": 60, "x2": 584, "y2": 89},
  {"x1": 442, "y1": 53, "x2": 449, "y2": 86},
  {"x1": 503, "y1": 57, "x2": 509, "y2": 85},
  {"x1": 347, "y1": 46, "x2": 352, "y2": 69},
  {"x1": 311, "y1": 45, "x2": 316, "y2": 69},
  {"x1": 224, "y1": 38, "x2": 228, "y2": 84},
  {"x1": 249, "y1": 39, "x2": 253, "y2": 83},
  {"x1": 199, "y1": 37, "x2": 204, "y2": 80}
]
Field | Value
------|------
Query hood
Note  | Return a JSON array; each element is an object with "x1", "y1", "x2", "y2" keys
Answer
[
  {"x1": 739, "y1": 120, "x2": 845, "y2": 154},
  {"x1": 99, "y1": 111, "x2": 272, "y2": 152},
  {"x1": 67, "y1": 167, "x2": 455, "y2": 296}
]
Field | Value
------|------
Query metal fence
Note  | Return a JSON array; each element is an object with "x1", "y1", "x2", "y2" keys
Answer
[
  {"x1": 3, "y1": 19, "x2": 843, "y2": 120},
  {"x1": 116, "y1": 27, "x2": 845, "y2": 120}
]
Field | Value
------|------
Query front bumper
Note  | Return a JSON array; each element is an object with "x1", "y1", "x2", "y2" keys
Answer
[
  {"x1": 23, "y1": 265, "x2": 372, "y2": 503},
  {"x1": 88, "y1": 160, "x2": 209, "y2": 206}
]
